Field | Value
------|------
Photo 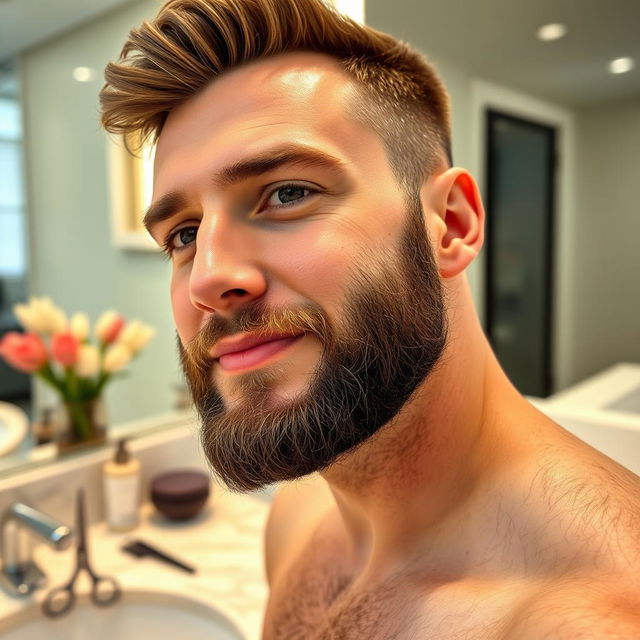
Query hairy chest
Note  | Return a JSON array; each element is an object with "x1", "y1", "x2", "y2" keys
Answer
[
  {"x1": 262, "y1": 532, "x2": 526, "y2": 640},
  {"x1": 263, "y1": 547, "x2": 420, "y2": 639}
]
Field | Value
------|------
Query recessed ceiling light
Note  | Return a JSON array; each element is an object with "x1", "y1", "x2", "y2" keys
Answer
[
  {"x1": 536, "y1": 23, "x2": 568, "y2": 41},
  {"x1": 608, "y1": 57, "x2": 635, "y2": 74},
  {"x1": 72, "y1": 67, "x2": 94, "y2": 82}
]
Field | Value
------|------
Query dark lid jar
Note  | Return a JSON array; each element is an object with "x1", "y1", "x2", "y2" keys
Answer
[{"x1": 150, "y1": 470, "x2": 210, "y2": 520}]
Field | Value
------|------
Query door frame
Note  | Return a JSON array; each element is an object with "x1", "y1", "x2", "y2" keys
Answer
[{"x1": 469, "y1": 79, "x2": 576, "y2": 394}]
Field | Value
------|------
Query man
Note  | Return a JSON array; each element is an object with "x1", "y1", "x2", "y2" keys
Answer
[{"x1": 101, "y1": 0, "x2": 640, "y2": 637}]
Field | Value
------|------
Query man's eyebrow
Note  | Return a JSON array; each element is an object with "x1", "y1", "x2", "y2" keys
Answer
[
  {"x1": 142, "y1": 144, "x2": 347, "y2": 237},
  {"x1": 143, "y1": 192, "x2": 187, "y2": 237}
]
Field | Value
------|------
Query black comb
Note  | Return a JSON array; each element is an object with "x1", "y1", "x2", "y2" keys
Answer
[{"x1": 121, "y1": 539, "x2": 196, "y2": 574}]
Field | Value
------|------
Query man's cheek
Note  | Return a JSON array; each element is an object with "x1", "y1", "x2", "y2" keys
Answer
[
  {"x1": 171, "y1": 282, "x2": 196, "y2": 345},
  {"x1": 281, "y1": 235, "x2": 352, "y2": 302}
]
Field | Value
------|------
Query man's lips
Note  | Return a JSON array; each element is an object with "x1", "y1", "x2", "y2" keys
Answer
[{"x1": 209, "y1": 332, "x2": 306, "y2": 372}]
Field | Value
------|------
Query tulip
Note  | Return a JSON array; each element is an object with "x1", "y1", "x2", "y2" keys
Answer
[
  {"x1": 32, "y1": 297, "x2": 67, "y2": 334},
  {"x1": 51, "y1": 332, "x2": 80, "y2": 367},
  {"x1": 12, "y1": 297, "x2": 67, "y2": 334},
  {"x1": 70, "y1": 313, "x2": 90, "y2": 342},
  {"x1": 13, "y1": 303, "x2": 40, "y2": 333},
  {"x1": 75, "y1": 344, "x2": 100, "y2": 377},
  {"x1": 13, "y1": 301, "x2": 48, "y2": 334},
  {"x1": 49, "y1": 307, "x2": 68, "y2": 334},
  {"x1": 0, "y1": 332, "x2": 49, "y2": 373},
  {"x1": 103, "y1": 343, "x2": 132, "y2": 373},
  {"x1": 118, "y1": 320, "x2": 156, "y2": 354},
  {"x1": 95, "y1": 310, "x2": 125, "y2": 344}
]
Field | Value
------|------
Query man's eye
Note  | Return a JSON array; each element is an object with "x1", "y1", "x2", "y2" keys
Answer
[
  {"x1": 162, "y1": 226, "x2": 197, "y2": 258},
  {"x1": 265, "y1": 184, "x2": 314, "y2": 208}
]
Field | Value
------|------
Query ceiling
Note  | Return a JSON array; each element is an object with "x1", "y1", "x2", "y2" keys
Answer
[
  {"x1": 0, "y1": 0, "x2": 638, "y2": 107},
  {"x1": 367, "y1": 0, "x2": 640, "y2": 107},
  {"x1": 0, "y1": 0, "x2": 137, "y2": 62}
]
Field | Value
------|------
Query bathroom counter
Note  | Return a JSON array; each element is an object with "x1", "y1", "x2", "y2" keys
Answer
[
  {"x1": 1, "y1": 486, "x2": 272, "y2": 640},
  {"x1": 526, "y1": 362, "x2": 640, "y2": 476},
  {"x1": 543, "y1": 362, "x2": 640, "y2": 421}
]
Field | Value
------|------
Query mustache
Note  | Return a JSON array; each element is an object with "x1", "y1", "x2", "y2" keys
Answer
[{"x1": 181, "y1": 299, "x2": 335, "y2": 373}]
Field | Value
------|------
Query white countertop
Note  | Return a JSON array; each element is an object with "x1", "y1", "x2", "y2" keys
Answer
[
  {"x1": 0, "y1": 488, "x2": 272, "y2": 640},
  {"x1": 535, "y1": 362, "x2": 640, "y2": 431}
]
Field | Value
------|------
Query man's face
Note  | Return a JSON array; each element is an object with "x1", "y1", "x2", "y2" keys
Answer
[{"x1": 149, "y1": 52, "x2": 448, "y2": 492}]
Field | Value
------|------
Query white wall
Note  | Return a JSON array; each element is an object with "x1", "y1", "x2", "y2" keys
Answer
[{"x1": 572, "y1": 98, "x2": 640, "y2": 379}]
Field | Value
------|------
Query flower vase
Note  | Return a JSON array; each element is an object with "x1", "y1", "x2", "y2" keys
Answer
[{"x1": 55, "y1": 396, "x2": 107, "y2": 453}]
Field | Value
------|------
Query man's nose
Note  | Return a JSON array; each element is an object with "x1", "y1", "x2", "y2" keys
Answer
[{"x1": 188, "y1": 218, "x2": 267, "y2": 315}]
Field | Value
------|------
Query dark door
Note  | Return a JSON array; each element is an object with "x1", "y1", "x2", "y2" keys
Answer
[{"x1": 484, "y1": 110, "x2": 556, "y2": 397}]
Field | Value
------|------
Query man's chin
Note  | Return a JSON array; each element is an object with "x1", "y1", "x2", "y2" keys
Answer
[{"x1": 211, "y1": 366, "x2": 317, "y2": 415}]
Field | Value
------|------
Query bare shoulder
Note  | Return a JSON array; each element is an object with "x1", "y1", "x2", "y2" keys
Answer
[
  {"x1": 264, "y1": 473, "x2": 336, "y2": 587},
  {"x1": 502, "y1": 579, "x2": 640, "y2": 640},
  {"x1": 508, "y1": 414, "x2": 640, "y2": 577}
]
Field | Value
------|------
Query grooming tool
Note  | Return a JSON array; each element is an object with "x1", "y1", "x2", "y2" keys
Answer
[
  {"x1": 121, "y1": 539, "x2": 196, "y2": 574},
  {"x1": 42, "y1": 489, "x2": 121, "y2": 618}
]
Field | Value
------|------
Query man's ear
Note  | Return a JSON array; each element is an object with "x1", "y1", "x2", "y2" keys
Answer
[{"x1": 421, "y1": 168, "x2": 485, "y2": 279}]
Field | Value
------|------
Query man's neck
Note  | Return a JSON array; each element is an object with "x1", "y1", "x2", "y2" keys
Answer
[{"x1": 319, "y1": 280, "x2": 533, "y2": 581}]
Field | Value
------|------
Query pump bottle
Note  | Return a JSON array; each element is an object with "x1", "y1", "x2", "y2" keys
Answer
[{"x1": 103, "y1": 438, "x2": 141, "y2": 531}]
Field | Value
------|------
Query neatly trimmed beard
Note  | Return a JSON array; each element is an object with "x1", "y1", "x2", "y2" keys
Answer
[{"x1": 178, "y1": 194, "x2": 448, "y2": 493}]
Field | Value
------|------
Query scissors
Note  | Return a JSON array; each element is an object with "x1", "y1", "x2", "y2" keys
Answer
[{"x1": 42, "y1": 488, "x2": 121, "y2": 618}]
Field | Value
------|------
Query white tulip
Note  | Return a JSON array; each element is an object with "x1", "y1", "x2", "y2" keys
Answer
[
  {"x1": 118, "y1": 320, "x2": 142, "y2": 347},
  {"x1": 103, "y1": 343, "x2": 132, "y2": 373},
  {"x1": 49, "y1": 307, "x2": 68, "y2": 334},
  {"x1": 31, "y1": 297, "x2": 68, "y2": 334},
  {"x1": 118, "y1": 320, "x2": 155, "y2": 354},
  {"x1": 70, "y1": 313, "x2": 90, "y2": 342},
  {"x1": 75, "y1": 344, "x2": 100, "y2": 377},
  {"x1": 133, "y1": 325, "x2": 156, "y2": 352},
  {"x1": 130, "y1": 325, "x2": 155, "y2": 353},
  {"x1": 12, "y1": 303, "x2": 41, "y2": 332},
  {"x1": 13, "y1": 297, "x2": 65, "y2": 334},
  {"x1": 33, "y1": 297, "x2": 55, "y2": 332}
]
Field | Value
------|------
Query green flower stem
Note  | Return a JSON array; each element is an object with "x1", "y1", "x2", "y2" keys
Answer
[
  {"x1": 37, "y1": 362, "x2": 66, "y2": 396},
  {"x1": 64, "y1": 367, "x2": 79, "y2": 401},
  {"x1": 79, "y1": 376, "x2": 92, "y2": 400},
  {"x1": 94, "y1": 370, "x2": 111, "y2": 396},
  {"x1": 65, "y1": 399, "x2": 92, "y2": 440}
]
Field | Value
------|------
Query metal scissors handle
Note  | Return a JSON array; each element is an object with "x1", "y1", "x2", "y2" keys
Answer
[{"x1": 42, "y1": 488, "x2": 121, "y2": 618}]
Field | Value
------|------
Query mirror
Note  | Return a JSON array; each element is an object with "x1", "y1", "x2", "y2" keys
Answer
[
  {"x1": 0, "y1": 0, "x2": 638, "y2": 476},
  {"x1": 0, "y1": 0, "x2": 186, "y2": 476}
]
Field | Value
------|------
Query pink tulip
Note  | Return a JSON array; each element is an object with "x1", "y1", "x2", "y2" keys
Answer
[
  {"x1": 0, "y1": 332, "x2": 49, "y2": 373},
  {"x1": 51, "y1": 332, "x2": 80, "y2": 367},
  {"x1": 102, "y1": 316, "x2": 125, "y2": 344}
]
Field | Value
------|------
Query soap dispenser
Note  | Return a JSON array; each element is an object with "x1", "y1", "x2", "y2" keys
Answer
[{"x1": 103, "y1": 438, "x2": 141, "y2": 531}]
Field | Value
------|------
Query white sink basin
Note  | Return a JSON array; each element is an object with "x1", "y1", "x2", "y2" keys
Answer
[{"x1": 0, "y1": 590, "x2": 245, "y2": 640}]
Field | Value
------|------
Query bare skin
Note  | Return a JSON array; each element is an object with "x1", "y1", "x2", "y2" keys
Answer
[{"x1": 148, "y1": 52, "x2": 640, "y2": 638}]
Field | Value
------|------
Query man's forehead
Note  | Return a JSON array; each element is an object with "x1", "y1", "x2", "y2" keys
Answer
[
  {"x1": 155, "y1": 52, "x2": 357, "y2": 158},
  {"x1": 152, "y1": 51, "x2": 391, "y2": 197}
]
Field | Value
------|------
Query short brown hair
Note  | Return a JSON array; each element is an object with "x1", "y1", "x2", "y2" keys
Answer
[{"x1": 100, "y1": 0, "x2": 452, "y2": 194}]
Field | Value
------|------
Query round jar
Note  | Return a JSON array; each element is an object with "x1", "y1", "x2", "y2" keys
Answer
[{"x1": 150, "y1": 470, "x2": 210, "y2": 520}]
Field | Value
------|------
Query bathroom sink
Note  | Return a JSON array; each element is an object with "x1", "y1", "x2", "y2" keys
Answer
[{"x1": 0, "y1": 590, "x2": 245, "y2": 640}]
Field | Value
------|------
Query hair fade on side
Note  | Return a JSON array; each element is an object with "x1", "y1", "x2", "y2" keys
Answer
[{"x1": 100, "y1": 0, "x2": 452, "y2": 193}]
